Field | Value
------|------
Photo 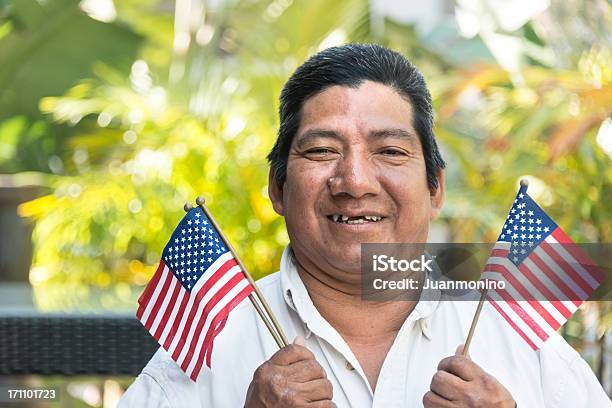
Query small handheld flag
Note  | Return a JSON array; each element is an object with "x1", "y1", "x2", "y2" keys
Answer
[
  {"x1": 136, "y1": 200, "x2": 280, "y2": 381},
  {"x1": 464, "y1": 180, "x2": 605, "y2": 354}
]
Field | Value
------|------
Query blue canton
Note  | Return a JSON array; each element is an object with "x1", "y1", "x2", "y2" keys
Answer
[
  {"x1": 498, "y1": 184, "x2": 558, "y2": 266},
  {"x1": 162, "y1": 207, "x2": 229, "y2": 292}
]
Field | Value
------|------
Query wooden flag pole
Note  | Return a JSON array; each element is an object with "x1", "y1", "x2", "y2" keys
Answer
[
  {"x1": 189, "y1": 197, "x2": 290, "y2": 348},
  {"x1": 183, "y1": 201, "x2": 285, "y2": 348},
  {"x1": 462, "y1": 178, "x2": 529, "y2": 357},
  {"x1": 462, "y1": 289, "x2": 487, "y2": 356}
]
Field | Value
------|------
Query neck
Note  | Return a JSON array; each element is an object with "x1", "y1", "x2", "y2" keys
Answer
[{"x1": 293, "y1": 252, "x2": 420, "y2": 339}]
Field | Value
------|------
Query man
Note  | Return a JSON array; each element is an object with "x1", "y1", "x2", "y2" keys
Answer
[{"x1": 120, "y1": 44, "x2": 610, "y2": 407}]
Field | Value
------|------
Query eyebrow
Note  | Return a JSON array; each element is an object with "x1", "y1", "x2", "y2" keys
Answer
[{"x1": 295, "y1": 128, "x2": 420, "y2": 149}]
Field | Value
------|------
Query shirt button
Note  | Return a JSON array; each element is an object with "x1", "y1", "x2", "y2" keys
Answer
[{"x1": 345, "y1": 361, "x2": 355, "y2": 371}]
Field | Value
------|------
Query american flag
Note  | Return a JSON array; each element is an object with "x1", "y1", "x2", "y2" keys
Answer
[
  {"x1": 481, "y1": 183, "x2": 604, "y2": 350},
  {"x1": 136, "y1": 207, "x2": 254, "y2": 380}
]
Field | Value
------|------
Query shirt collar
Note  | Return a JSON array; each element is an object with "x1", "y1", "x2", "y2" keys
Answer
[{"x1": 279, "y1": 245, "x2": 440, "y2": 341}]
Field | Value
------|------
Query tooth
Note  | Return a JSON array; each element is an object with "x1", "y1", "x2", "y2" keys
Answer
[
  {"x1": 341, "y1": 215, "x2": 349, "y2": 222},
  {"x1": 348, "y1": 219, "x2": 364, "y2": 224},
  {"x1": 332, "y1": 214, "x2": 339, "y2": 222},
  {"x1": 364, "y1": 216, "x2": 372, "y2": 221}
]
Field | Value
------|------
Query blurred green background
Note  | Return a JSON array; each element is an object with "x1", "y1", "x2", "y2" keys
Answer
[{"x1": 0, "y1": 0, "x2": 610, "y2": 405}]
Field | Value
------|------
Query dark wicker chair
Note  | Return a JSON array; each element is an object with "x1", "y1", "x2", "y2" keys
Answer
[{"x1": 0, "y1": 314, "x2": 158, "y2": 375}]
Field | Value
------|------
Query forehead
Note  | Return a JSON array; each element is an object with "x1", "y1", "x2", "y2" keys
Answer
[{"x1": 297, "y1": 81, "x2": 416, "y2": 139}]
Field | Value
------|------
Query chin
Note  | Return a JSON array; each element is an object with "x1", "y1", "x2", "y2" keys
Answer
[{"x1": 324, "y1": 245, "x2": 363, "y2": 272}]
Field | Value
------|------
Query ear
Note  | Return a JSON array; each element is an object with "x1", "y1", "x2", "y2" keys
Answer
[
  {"x1": 268, "y1": 168, "x2": 285, "y2": 216},
  {"x1": 430, "y1": 169, "x2": 445, "y2": 220}
]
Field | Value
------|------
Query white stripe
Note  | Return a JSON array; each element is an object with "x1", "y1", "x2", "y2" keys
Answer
[
  {"x1": 166, "y1": 252, "x2": 235, "y2": 356},
  {"x1": 488, "y1": 290, "x2": 544, "y2": 348},
  {"x1": 545, "y1": 236, "x2": 599, "y2": 289},
  {"x1": 158, "y1": 288, "x2": 187, "y2": 347},
  {"x1": 485, "y1": 256, "x2": 567, "y2": 325},
  {"x1": 533, "y1": 246, "x2": 588, "y2": 299},
  {"x1": 139, "y1": 266, "x2": 171, "y2": 325},
  {"x1": 185, "y1": 278, "x2": 250, "y2": 377},
  {"x1": 174, "y1": 264, "x2": 242, "y2": 364},
  {"x1": 149, "y1": 276, "x2": 178, "y2": 335},
  {"x1": 495, "y1": 283, "x2": 558, "y2": 336},
  {"x1": 492, "y1": 241, "x2": 512, "y2": 251},
  {"x1": 521, "y1": 257, "x2": 568, "y2": 304}
]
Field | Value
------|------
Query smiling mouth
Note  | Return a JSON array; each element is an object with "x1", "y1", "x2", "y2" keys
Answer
[{"x1": 326, "y1": 214, "x2": 386, "y2": 224}]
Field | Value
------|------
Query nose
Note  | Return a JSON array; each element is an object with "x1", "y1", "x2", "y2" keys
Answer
[{"x1": 328, "y1": 150, "x2": 380, "y2": 199}]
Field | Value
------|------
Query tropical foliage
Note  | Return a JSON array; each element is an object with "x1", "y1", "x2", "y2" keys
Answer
[{"x1": 1, "y1": 0, "x2": 610, "y2": 382}]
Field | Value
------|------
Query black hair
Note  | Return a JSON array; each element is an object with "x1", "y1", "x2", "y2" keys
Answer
[{"x1": 267, "y1": 43, "x2": 445, "y2": 190}]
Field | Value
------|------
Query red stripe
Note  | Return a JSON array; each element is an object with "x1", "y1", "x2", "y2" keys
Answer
[
  {"x1": 190, "y1": 285, "x2": 254, "y2": 380},
  {"x1": 136, "y1": 261, "x2": 166, "y2": 320},
  {"x1": 551, "y1": 228, "x2": 604, "y2": 283},
  {"x1": 179, "y1": 273, "x2": 245, "y2": 372},
  {"x1": 485, "y1": 263, "x2": 561, "y2": 330},
  {"x1": 163, "y1": 289, "x2": 190, "y2": 350},
  {"x1": 492, "y1": 287, "x2": 549, "y2": 341},
  {"x1": 491, "y1": 248, "x2": 509, "y2": 258},
  {"x1": 488, "y1": 297, "x2": 538, "y2": 350},
  {"x1": 144, "y1": 268, "x2": 173, "y2": 330},
  {"x1": 528, "y1": 247, "x2": 583, "y2": 304},
  {"x1": 171, "y1": 258, "x2": 239, "y2": 361},
  {"x1": 204, "y1": 285, "x2": 253, "y2": 367},
  {"x1": 485, "y1": 256, "x2": 572, "y2": 318},
  {"x1": 153, "y1": 278, "x2": 183, "y2": 339},
  {"x1": 540, "y1": 240, "x2": 594, "y2": 295}
]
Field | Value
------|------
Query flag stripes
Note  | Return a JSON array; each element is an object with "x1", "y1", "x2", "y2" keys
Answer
[{"x1": 136, "y1": 207, "x2": 255, "y2": 381}]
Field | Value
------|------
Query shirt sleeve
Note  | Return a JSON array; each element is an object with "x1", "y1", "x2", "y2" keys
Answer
[
  {"x1": 540, "y1": 335, "x2": 611, "y2": 407},
  {"x1": 555, "y1": 357, "x2": 611, "y2": 408},
  {"x1": 118, "y1": 373, "x2": 172, "y2": 408},
  {"x1": 117, "y1": 348, "x2": 219, "y2": 407}
]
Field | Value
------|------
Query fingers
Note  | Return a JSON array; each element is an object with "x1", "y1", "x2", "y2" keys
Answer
[
  {"x1": 437, "y1": 355, "x2": 482, "y2": 382},
  {"x1": 429, "y1": 369, "x2": 465, "y2": 401},
  {"x1": 455, "y1": 344, "x2": 469, "y2": 358},
  {"x1": 423, "y1": 390, "x2": 457, "y2": 408},
  {"x1": 286, "y1": 359, "x2": 328, "y2": 382},
  {"x1": 306, "y1": 401, "x2": 336, "y2": 408},
  {"x1": 297, "y1": 378, "x2": 333, "y2": 401},
  {"x1": 270, "y1": 343, "x2": 315, "y2": 366}
]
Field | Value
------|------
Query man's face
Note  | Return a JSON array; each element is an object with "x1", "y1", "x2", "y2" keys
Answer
[{"x1": 269, "y1": 80, "x2": 444, "y2": 278}]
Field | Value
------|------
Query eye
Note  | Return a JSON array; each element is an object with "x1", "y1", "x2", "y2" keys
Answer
[
  {"x1": 380, "y1": 148, "x2": 407, "y2": 156},
  {"x1": 307, "y1": 148, "x2": 335, "y2": 154},
  {"x1": 303, "y1": 147, "x2": 339, "y2": 160}
]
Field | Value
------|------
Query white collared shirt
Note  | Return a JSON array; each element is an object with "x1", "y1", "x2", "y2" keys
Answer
[{"x1": 119, "y1": 246, "x2": 610, "y2": 407}]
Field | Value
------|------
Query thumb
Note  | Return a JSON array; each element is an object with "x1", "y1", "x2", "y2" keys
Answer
[
  {"x1": 293, "y1": 335, "x2": 306, "y2": 347},
  {"x1": 455, "y1": 344, "x2": 470, "y2": 358}
]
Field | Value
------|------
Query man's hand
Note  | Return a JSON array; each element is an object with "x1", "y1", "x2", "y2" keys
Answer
[
  {"x1": 423, "y1": 345, "x2": 515, "y2": 408},
  {"x1": 245, "y1": 336, "x2": 335, "y2": 408}
]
